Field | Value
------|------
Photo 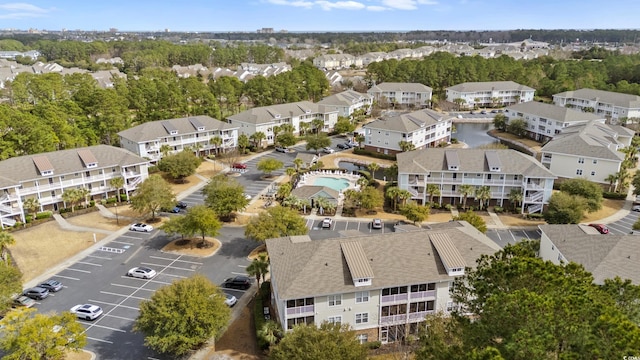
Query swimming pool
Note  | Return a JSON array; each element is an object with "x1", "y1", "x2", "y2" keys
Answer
[{"x1": 312, "y1": 177, "x2": 351, "y2": 191}]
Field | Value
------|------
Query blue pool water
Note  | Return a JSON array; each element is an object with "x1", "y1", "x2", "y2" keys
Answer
[{"x1": 312, "y1": 177, "x2": 351, "y2": 191}]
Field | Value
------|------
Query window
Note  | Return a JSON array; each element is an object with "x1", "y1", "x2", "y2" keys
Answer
[
  {"x1": 355, "y1": 291, "x2": 369, "y2": 303},
  {"x1": 446, "y1": 302, "x2": 457, "y2": 312},
  {"x1": 576, "y1": 169, "x2": 583, "y2": 175},
  {"x1": 327, "y1": 295, "x2": 342, "y2": 307},
  {"x1": 591, "y1": 171, "x2": 596, "y2": 176},
  {"x1": 355, "y1": 313, "x2": 369, "y2": 324},
  {"x1": 578, "y1": 158, "x2": 584, "y2": 164},
  {"x1": 593, "y1": 159, "x2": 598, "y2": 164},
  {"x1": 357, "y1": 334, "x2": 368, "y2": 344},
  {"x1": 327, "y1": 316, "x2": 341, "y2": 324}
]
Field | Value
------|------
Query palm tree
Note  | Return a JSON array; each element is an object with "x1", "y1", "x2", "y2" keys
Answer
[
  {"x1": 386, "y1": 186, "x2": 401, "y2": 211},
  {"x1": 281, "y1": 195, "x2": 300, "y2": 209},
  {"x1": 285, "y1": 167, "x2": 296, "y2": 177},
  {"x1": 279, "y1": 123, "x2": 295, "y2": 134},
  {"x1": 315, "y1": 197, "x2": 333, "y2": 215},
  {"x1": 397, "y1": 189, "x2": 412, "y2": 207},
  {"x1": 293, "y1": 158, "x2": 304, "y2": 172},
  {"x1": 250, "y1": 132, "x2": 266, "y2": 149},
  {"x1": 312, "y1": 118, "x2": 324, "y2": 134},
  {"x1": 0, "y1": 231, "x2": 15, "y2": 264},
  {"x1": 426, "y1": 184, "x2": 441, "y2": 205},
  {"x1": 109, "y1": 176, "x2": 125, "y2": 202},
  {"x1": 258, "y1": 320, "x2": 283, "y2": 347},
  {"x1": 356, "y1": 176, "x2": 369, "y2": 189},
  {"x1": 398, "y1": 140, "x2": 416, "y2": 152},
  {"x1": 210, "y1": 135, "x2": 222, "y2": 155},
  {"x1": 299, "y1": 121, "x2": 311, "y2": 136},
  {"x1": 22, "y1": 198, "x2": 40, "y2": 220},
  {"x1": 77, "y1": 187, "x2": 91, "y2": 208},
  {"x1": 62, "y1": 188, "x2": 80, "y2": 212},
  {"x1": 367, "y1": 163, "x2": 379, "y2": 180},
  {"x1": 475, "y1": 186, "x2": 491, "y2": 211},
  {"x1": 508, "y1": 188, "x2": 523, "y2": 212},
  {"x1": 355, "y1": 134, "x2": 365, "y2": 148},
  {"x1": 604, "y1": 174, "x2": 618, "y2": 192},
  {"x1": 459, "y1": 184, "x2": 475, "y2": 210},
  {"x1": 159, "y1": 144, "x2": 172, "y2": 157},
  {"x1": 276, "y1": 183, "x2": 292, "y2": 200},
  {"x1": 272, "y1": 125, "x2": 281, "y2": 142},
  {"x1": 616, "y1": 168, "x2": 630, "y2": 193},
  {"x1": 246, "y1": 253, "x2": 269, "y2": 285},
  {"x1": 473, "y1": 98, "x2": 481, "y2": 109}
]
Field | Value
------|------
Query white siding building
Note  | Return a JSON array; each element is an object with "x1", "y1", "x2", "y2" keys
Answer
[
  {"x1": 397, "y1": 148, "x2": 556, "y2": 214},
  {"x1": 226, "y1": 101, "x2": 339, "y2": 146},
  {"x1": 367, "y1": 82, "x2": 433, "y2": 108},
  {"x1": 363, "y1": 109, "x2": 453, "y2": 155},
  {"x1": 445, "y1": 81, "x2": 535, "y2": 108},
  {"x1": 118, "y1": 115, "x2": 238, "y2": 163},
  {"x1": 266, "y1": 221, "x2": 501, "y2": 343},
  {"x1": 504, "y1": 101, "x2": 606, "y2": 142},
  {"x1": 317, "y1": 90, "x2": 373, "y2": 118},
  {"x1": 0, "y1": 145, "x2": 149, "y2": 228},
  {"x1": 540, "y1": 121, "x2": 634, "y2": 185},
  {"x1": 552, "y1": 88, "x2": 640, "y2": 121}
]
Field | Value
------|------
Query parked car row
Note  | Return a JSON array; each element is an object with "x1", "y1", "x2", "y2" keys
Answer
[{"x1": 14, "y1": 279, "x2": 65, "y2": 308}]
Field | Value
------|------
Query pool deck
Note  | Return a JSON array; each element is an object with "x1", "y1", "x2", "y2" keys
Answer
[{"x1": 296, "y1": 170, "x2": 362, "y2": 192}]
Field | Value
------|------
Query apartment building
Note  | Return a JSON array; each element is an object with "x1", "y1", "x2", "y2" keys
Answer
[
  {"x1": 552, "y1": 88, "x2": 640, "y2": 121},
  {"x1": 312, "y1": 54, "x2": 362, "y2": 70},
  {"x1": 363, "y1": 109, "x2": 453, "y2": 155},
  {"x1": 540, "y1": 121, "x2": 634, "y2": 185},
  {"x1": 445, "y1": 81, "x2": 535, "y2": 108},
  {"x1": 118, "y1": 115, "x2": 238, "y2": 163},
  {"x1": 367, "y1": 82, "x2": 433, "y2": 109},
  {"x1": 317, "y1": 90, "x2": 373, "y2": 118},
  {"x1": 397, "y1": 149, "x2": 556, "y2": 214},
  {"x1": 504, "y1": 101, "x2": 605, "y2": 142},
  {"x1": 539, "y1": 224, "x2": 640, "y2": 284},
  {"x1": 226, "y1": 101, "x2": 339, "y2": 146},
  {"x1": 265, "y1": 221, "x2": 501, "y2": 343},
  {"x1": 0, "y1": 145, "x2": 149, "y2": 228}
]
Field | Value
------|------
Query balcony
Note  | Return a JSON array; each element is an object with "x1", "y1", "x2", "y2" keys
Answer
[
  {"x1": 381, "y1": 293, "x2": 408, "y2": 304},
  {"x1": 286, "y1": 304, "x2": 315, "y2": 317},
  {"x1": 408, "y1": 310, "x2": 434, "y2": 322},
  {"x1": 525, "y1": 192, "x2": 544, "y2": 203},
  {"x1": 0, "y1": 203, "x2": 14, "y2": 214},
  {"x1": 1, "y1": 217, "x2": 16, "y2": 227},
  {"x1": 380, "y1": 314, "x2": 406, "y2": 325},
  {"x1": 409, "y1": 290, "x2": 436, "y2": 300}
]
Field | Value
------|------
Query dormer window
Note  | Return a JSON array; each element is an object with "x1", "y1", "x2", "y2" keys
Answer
[{"x1": 355, "y1": 278, "x2": 372, "y2": 287}]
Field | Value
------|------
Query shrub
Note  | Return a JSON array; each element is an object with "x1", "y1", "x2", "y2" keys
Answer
[
  {"x1": 444, "y1": 203, "x2": 452, "y2": 211},
  {"x1": 89, "y1": 200, "x2": 95, "y2": 207},
  {"x1": 253, "y1": 295, "x2": 269, "y2": 350},
  {"x1": 603, "y1": 191, "x2": 627, "y2": 200},
  {"x1": 450, "y1": 138, "x2": 459, "y2": 144},
  {"x1": 106, "y1": 197, "x2": 117, "y2": 204},
  {"x1": 633, "y1": 218, "x2": 640, "y2": 230},
  {"x1": 119, "y1": 193, "x2": 128, "y2": 202},
  {"x1": 527, "y1": 213, "x2": 545, "y2": 219},
  {"x1": 366, "y1": 341, "x2": 382, "y2": 349},
  {"x1": 352, "y1": 148, "x2": 396, "y2": 161},
  {"x1": 35, "y1": 211, "x2": 52, "y2": 220},
  {"x1": 148, "y1": 165, "x2": 159, "y2": 174},
  {"x1": 493, "y1": 206, "x2": 504, "y2": 213}
]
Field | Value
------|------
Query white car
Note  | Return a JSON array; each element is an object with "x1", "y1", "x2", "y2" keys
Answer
[
  {"x1": 244, "y1": 193, "x2": 252, "y2": 200},
  {"x1": 321, "y1": 218, "x2": 333, "y2": 229},
  {"x1": 633, "y1": 205, "x2": 640, "y2": 212},
  {"x1": 224, "y1": 293, "x2": 237, "y2": 307},
  {"x1": 129, "y1": 223, "x2": 153, "y2": 232},
  {"x1": 275, "y1": 146, "x2": 288, "y2": 153},
  {"x1": 322, "y1": 147, "x2": 335, "y2": 154},
  {"x1": 70, "y1": 304, "x2": 103, "y2": 321},
  {"x1": 127, "y1": 266, "x2": 157, "y2": 279}
]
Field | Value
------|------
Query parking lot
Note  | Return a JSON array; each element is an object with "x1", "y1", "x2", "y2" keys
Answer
[{"x1": 600, "y1": 209, "x2": 639, "y2": 235}]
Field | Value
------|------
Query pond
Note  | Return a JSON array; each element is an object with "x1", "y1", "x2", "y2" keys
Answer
[{"x1": 453, "y1": 122, "x2": 498, "y2": 148}]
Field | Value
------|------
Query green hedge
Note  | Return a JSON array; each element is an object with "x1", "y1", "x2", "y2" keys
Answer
[
  {"x1": 603, "y1": 191, "x2": 627, "y2": 200},
  {"x1": 352, "y1": 148, "x2": 396, "y2": 161},
  {"x1": 633, "y1": 218, "x2": 640, "y2": 230},
  {"x1": 366, "y1": 341, "x2": 382, "y2": 349},
  {"x1": 527, "y1": 213, "x2": 545, "y2": 219},
  {"x1": 35, "y1": 211, "x2": 52, "y2": 220}
]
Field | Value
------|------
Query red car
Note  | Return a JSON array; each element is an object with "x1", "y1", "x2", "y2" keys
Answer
[
  {"x1": 589, "y1": 224, "x2": 609, "y2": 234},
  {"x1": 232, "y1": 163, "x2": 247, "y2": 169}
]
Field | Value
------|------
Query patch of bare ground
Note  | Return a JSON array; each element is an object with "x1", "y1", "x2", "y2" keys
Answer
[
  {"x1": 206, "y1": 298, "x2": 265, "y2": 360},
  {"x1": 65, "y1": 211, "x2": 131, "y2": 231},
  {"x1": 582, "y1": 198, "x2": 625, "y2": 223},
  {"x1": 64, "y1": 350, "x2": 93, "y2": 360},
  {"x1": 320, "y1": 149, "x2": 395, "y2": 168},
  {"x1": 161, "y1": 237, "x2": 221, "y2": 257},
  {"x1": 498, "y1": 214, "x2": 546, "y2": 227}
]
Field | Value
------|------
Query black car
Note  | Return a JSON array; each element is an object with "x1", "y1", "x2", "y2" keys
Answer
[
  {"x1": 223, "y1": 276, "x2": 252, "y2": 290},
  {"x1": 39, "y1": 279, "x2": 63, "y2": 292},
  {"x1": 176, "y1": 201, "x2": 188, "y2": 209},
  {"x1": 337, "y1": 143, "x2": 349, "y2": 149},
  {"x1": 23, "y1": 286, "x2": 50, "y2": 300}
]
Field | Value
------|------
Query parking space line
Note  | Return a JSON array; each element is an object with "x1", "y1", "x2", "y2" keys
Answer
[
  {"x1": 106, "y1": 314, "x2": 137, "y2": 322},
  {"x1": 120, "y1": 235, "x2": 142, "y2": 240},
  {"x1": 237, "y1": 265, "x2": 247, "y2": 268},
  {"x1": 77, "y1": 261, "x2": 102, "y2": 267},
  {"x1": 149, "y1": 256, "x2": 203, "y2": 265},
  {"x1": 357, "y1": 222, "x2": 361, "y2": 231},
  {"x1": 344, "y1": 222, "x2": 349, "y2": 231},
  {"x1": 88, "y1": 299, "x2": 139, "y2": 311},
  {"x1": 140, "y1": 262, "x2": 196, "y2": 271},
  {"x1": 509, "y1": 231, "x2": 517, "y2": 242},
  {"x1": 86, "y1": 255, "x2": 112, "y2": 260},
  {"x1": 54, "y1": 275, "x2": 80, "y2": 280},
  {"x1": 157, "y1": 273, "x2": 186, "y2": 279},
  {"x1": 111, "y1": 240, "x2": 134, "y2": 246},
  {"x1": 100, "y1": 291, "x2": 147, "y2": 300},
  {"x1": 111, "y1": 283, "x2": 157, "y2": 291},
  {"x1": 86, "y1": 336, "x2": 113, "y2": 344},
  {"x1": 66, "y1": 268, "x2": 91, "y2": 273},
  {"x1": 523, "y1": 231, "x2": 530, "y2": 239},
  {"x1": 231, "y1": 271, "x2": 247, "y2": 276},
  {"x1": 81, "y1": 322, "x2": 127, "y2": 333},
  {"x1": 120, "y1": 276, "x2": 174, "y2": 284}
]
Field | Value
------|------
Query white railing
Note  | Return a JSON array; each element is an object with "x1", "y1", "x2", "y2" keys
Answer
[
  {"x1": 1, "y1": 217, "x2": 16, "y2": 227},
  {"x1": 380, "y1": 314, "x2": 406, "y2": 325},
  {"x1": 286, "y1": 305, "x2": 315, "y2": 316}
]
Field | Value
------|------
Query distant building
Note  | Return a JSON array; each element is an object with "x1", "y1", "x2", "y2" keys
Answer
[
  {"x1": 363, "y1": 109, "x2": 452, "y2": 155},
  {"x1": 445, "y1": 81, "x2": 535, "y2": 108},
  {"x1": 0, "y1": 145, "x2": 149, "y2": 228},
  {"x1": 540, "y1": 121, "x2": 634, "y2": 185},
  {"x1": 367, "y1": 82, "x2": 433, "y2": 109},
  {"x1": 317, "y1": 90, "x2": 373, "y2": 118},
  {"x1": 552, "y1": 88, "x2": 640, "y2": 121},
  {"x1": 504, "y1": 101, "x2": 605, "y2": 142},
  {"x1": 118, "y1": 115, "x2": 238, "y2": 163}
]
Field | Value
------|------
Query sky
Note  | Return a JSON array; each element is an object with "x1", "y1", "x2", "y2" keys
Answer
[{"x1": 0, "y1": 0, "x2": 639, "y2": 33}]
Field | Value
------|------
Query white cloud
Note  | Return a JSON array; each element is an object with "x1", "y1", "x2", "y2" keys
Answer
[
  {"x1": 316, "y1": 1, "x2": 367, "y2": 10},
  {"x1": 417, "y1": 0, "x2": 438, "y2": 4},
  {"x1": 0, "y1": 3, "x2": 52, "y2": 19},
  {"x1": 381, "y1": 0, "x2": 417, "y2": 9},
  {"x1": 366, "y1": 5, "x2": 387, "y2": 11},
  {"x1": 265, "y1": 0, "x2": 314, "y2": 8}
]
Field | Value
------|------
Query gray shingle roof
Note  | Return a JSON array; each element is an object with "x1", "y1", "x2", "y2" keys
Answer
[
  {"x1": 364, "y1": 109, "x2": 453, "y2": 133},
  {"x1": 397, "y1": 148, "x2": 555, "y2": 178},
  {"x1": 368, "y1": 82, "x2": 432, "y2": 93},
  {"x1": 446, "y1": 81, "x2": 534, "y2": 92},
  {"x1": 118, "y1": 115, "x2": 235, "y2": 143},
  {"x1": 317, "y1": 90, "x2": 372, "y2": 107},
  {"x1": 290, "y1": 185, "x2": 339, "y2": 200},
  {"x1": 539, "y1": 224, "x2": 640, "y2": 284},
  {"x1": 266, "y1": 222, "x2": 501, "y2": 299},
  {"x1": 506, "y1": 101, "x2": 604, "y2": 122},
  {"x1": 0, "y1": 145, "x2": 148, "y2": 188},
  {"x1": 226, "y1": 101, "x2": 336, "y2": 125},
  {"x1": 541, "y1": 121, "x2": 629, "y2": 160},
  {"x1": 553, "y1": 88, "x2": 640, "y2": 108}
]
